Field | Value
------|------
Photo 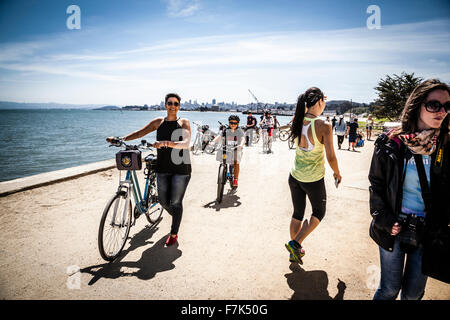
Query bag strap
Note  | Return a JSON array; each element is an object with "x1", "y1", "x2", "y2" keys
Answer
[{"x1": 413, "y1": 154, "x2": 432, "y2": 214}]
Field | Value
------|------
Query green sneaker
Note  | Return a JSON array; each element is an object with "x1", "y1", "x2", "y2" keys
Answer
[
  {"x1": 289, "y1": 253, "x2": 296, "y2": 263},
  {"x1": 285, "y1": 240, "x2": 305, "y2": 265}
]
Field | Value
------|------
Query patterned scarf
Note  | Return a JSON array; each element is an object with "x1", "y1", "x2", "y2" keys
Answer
[{"x1": 398, "y1": 129, "x2": 440, "y2": 155}]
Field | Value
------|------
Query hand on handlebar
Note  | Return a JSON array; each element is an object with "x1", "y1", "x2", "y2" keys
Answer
[
  {"x1": 106, "y1": 136, "x2": 122, "y2": 146},
  {"x1": 153, "y1": 140, "x2": 172, "y2": 149}
]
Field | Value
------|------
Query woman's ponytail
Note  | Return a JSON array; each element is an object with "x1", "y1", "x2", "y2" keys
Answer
[
  {"x1": 290, "y1": 87, "x2": 324, "y2": 146},
  {"x1": 290, "y1": 94, "x2": 306, "y2": 145}
]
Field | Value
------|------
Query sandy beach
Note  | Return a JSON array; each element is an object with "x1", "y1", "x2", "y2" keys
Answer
[{"x1": 0, "y1": 136, "x2": 449, "y2": 300}]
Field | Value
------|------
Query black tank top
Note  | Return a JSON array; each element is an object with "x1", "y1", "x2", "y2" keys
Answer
[{"x1": 156, "y1": 119, "x2": 192, "y2": 175}]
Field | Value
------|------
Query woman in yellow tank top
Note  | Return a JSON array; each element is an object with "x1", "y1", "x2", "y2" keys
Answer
[{"x1": 285, "y1": 87, "x2": 342, "y2": 264}]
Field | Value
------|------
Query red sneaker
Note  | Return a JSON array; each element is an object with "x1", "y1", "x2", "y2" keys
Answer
[
  {"x1": 165, "y1": 235, "x2": 178, "y2": 246},
  {"x1": 233, "y1": 179, "x2": 238, "y2": 188}
]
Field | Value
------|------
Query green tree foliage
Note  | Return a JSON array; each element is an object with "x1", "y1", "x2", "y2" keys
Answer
[{"x1": 372, "y1": 72, "x2": 423, "y2": 121}]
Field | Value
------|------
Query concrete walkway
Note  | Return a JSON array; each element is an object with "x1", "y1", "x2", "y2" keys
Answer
[{"x1": 0, "y1": 136, "x2": 448, "y2": 300}]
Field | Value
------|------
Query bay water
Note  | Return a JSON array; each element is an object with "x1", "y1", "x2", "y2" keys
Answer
[{"x1": 0, "y1": 109, "x2": 292, "y2": 182}]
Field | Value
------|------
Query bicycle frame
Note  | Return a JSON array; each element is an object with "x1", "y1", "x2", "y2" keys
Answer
[
  {"x1": 111, "y1": 169, "x2": 154, "y2": 225},
  {"x1": 221, "y1": 127, "x2": 237, "y2": 181}
]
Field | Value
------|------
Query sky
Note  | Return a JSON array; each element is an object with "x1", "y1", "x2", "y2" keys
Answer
[{"x1": 0, "y1": 0, "x2": 449, "y2": 106}]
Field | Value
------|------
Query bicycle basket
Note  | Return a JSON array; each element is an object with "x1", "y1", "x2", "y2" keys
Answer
[{"x1": 116, "y1": 149, "x2": 142, "y2": 170}]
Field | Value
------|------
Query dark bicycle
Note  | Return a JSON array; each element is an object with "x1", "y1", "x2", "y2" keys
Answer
[
  {"x1": 98, "y1": 138, "x2": 163, "y2": 261},
  {"x1": 216, "y1": 121, "x2": 239, "y2": 203}
]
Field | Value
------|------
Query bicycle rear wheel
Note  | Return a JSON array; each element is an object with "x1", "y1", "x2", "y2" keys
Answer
[
  {"x1": 216, "y1": 164, "x2": 226, "y2": 203},
  {"x1": 252, "y1": 132, "x2": 260, "y2": 144},
  {"x1": 145, "y1": 193, "x2": 164, "y2": 225},
  {"x1": 98, "y1": 193, "x2": 132, "y2": 261},
  {"x1": 288, "y1": 139, "x2": 295, "y2": 149}
]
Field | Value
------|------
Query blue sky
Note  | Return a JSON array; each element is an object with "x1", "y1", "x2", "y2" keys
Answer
[{"x1": 0, "y1": 0, "x2": 449, "y2": 105}]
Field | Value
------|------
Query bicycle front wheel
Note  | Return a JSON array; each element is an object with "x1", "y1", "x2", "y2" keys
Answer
[
  {"x1": 217, "y1": 164, "x2": 226, "y2": 203},
  {"x1": 204, "y1": 143, "x2": 215, "y2": 154},
  {"x1": 279, "y1": 130, "x2": 290, "y2": 141},
  {"x1": 98, "y1": 193, "x2": 132, "y2": 261},
  {"x1": 193, "y1": 136, "x2": 202, "y2": 155}
]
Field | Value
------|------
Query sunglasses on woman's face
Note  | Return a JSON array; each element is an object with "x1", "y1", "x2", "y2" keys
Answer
[
  {"x1": 167, "y1": 101, "x2": 180, "y2": 107},
  {"x1": 229, "y1": 121, "x2": 238, "y2": 125},
  {"x1": 424, "y1": 100, "x2": 450, "y2": 113}
]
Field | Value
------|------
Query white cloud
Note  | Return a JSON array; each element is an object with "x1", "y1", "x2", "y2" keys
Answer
[
  {"x1": 0, "y1": 19, "x2": 449, "y2": 104},
  {"x1": 164, "y1": 0, "x2": 200, "y2": 17}
]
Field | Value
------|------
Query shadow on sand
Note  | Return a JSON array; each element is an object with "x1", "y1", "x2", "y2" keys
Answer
[
  {"x1": 81, "y1": 219, "x2": 182, "y2": 285},
  {"x1": 203, "y1": 190, "x2": 241, "y2": 212},
  {"x1": 284, "y1": 263, "x2": 347, "y2": 300}
]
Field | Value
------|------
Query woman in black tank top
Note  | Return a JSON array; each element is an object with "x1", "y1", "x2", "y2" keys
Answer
[{"x1": 106, "y1": 93, "x2": 191, "y2": 247}]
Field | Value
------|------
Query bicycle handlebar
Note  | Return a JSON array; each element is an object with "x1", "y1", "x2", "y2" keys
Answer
[{"x1": 108, "y1": 137, "x2": 154, "y2": 150}]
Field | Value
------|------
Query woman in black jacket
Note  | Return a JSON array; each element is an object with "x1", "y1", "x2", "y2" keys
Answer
[{"x1": 368, "y1": 79, "x2": 450, "y2": 300}]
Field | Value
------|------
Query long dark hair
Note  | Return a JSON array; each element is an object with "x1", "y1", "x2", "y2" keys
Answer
[
  {"x1": 290, "y1": 87, "x2": 324, "y2": 144},
  {"x1": 390, "y1": 79, "x2": 450, "y2": 139}
]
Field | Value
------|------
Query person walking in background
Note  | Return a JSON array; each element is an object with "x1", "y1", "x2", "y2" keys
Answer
[
  {"x1": 366, "y1": 115, "x2": 374, "y2": 141},
  {"x1": 335, "y1": 115, "x2": 347, "y2": 149},
  {"x1": 245, "y1": 111, "x2": 257, "y2": 146},
  {"x1": 260, "y1": 110, "x2": 275, "y2": 153},
  {"x1": 346, "y1": 118, "x2": 359, "y2": 151},
  {"x1": 369, "y1": 79, "x2": 450, "y2": 300},
  {"x1": 331, "y1": 116, "x2": 337, "y2": 131},
  {"x1": 106, "y1": 93, "x2": 191, "y2": 247},
  {"x1": 285, "y1": 87, "x2": 342, "y2": 264}
]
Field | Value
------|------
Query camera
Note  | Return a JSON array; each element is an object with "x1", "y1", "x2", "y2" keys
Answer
[{"x1": 397, "y1": 213, "x2": 425, "y2": 253}]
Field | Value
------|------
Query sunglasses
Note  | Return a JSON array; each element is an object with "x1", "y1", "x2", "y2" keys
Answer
[
  {"x1": 167, "y1": 101, "x2": 180, "y2": 107},
  {"x1": 229, "y1": 121, "x2": 239, "y2": 125},
  {"x1": 424, "y1": 100, "x2": 450, "y2": 113}
]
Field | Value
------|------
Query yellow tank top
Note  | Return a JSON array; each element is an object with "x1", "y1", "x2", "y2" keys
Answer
[{"x1": 290, "y1": 117, "x2": 325, "y2": 183}]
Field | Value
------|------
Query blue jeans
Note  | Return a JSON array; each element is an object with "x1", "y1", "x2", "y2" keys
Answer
[
  {"x1": 373, "y1": 238, "x2": 428, "y2": 300},
  {"x1": 156, "y1": 173, "x2": 191, "y2": 235}
]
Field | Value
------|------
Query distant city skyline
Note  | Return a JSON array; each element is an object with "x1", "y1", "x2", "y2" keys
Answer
[{"x1": 0, "y1": 0, "x2": 449, "y2": 105}]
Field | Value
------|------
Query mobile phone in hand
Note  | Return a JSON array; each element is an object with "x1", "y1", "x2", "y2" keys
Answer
[{"x1": 335, "y1": 178, "x2": 340, "y2": 188}]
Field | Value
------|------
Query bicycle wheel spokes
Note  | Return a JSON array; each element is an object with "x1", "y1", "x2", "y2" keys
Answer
[{"x1": 98, "y1": 193, "x2": 132, "y2": 261}]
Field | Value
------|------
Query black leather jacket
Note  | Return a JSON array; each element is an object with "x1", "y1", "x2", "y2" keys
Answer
[{"x1": 368, "y1": 131, "x2": 450, "y2": 252}]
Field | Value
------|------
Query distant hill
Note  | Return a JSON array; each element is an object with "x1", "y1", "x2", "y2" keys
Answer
[
  {"x1": 94, "y1": 105, "x2": 121, "y2": 110},
  {"x1": 0, "y1": 101, "x2": 105, "y2": 110}
]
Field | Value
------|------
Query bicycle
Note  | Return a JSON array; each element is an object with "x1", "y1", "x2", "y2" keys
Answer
[
  {"x1": 216, "y1": 122, "x2": 239, "y2": 203},
  {"x1": 98, "y1": 138, "x2": 164, "y2": 261},
  {"x1": 192, "y1": 122, "x2": 215, "y2": 155}
]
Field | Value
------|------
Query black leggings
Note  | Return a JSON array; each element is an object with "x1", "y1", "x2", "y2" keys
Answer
[
  {"x1": 337, "y1": 135, "x2": 345, "y2": 145},
  {"x1": 288, "y1": 174, "x2": 326, "y2": 222}
]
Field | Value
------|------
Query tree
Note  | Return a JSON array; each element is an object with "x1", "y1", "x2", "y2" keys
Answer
[{"x1": 372, "y1": 72, "x2": 423, "y2": 120}]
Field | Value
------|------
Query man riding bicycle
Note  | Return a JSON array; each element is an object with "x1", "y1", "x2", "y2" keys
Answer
[
  {"x1": 211, "y1": 115, "x2": 245, "y2": 188},
  {"x1": 245, "y1": 111, "x2": 257, "y2": 146}
]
